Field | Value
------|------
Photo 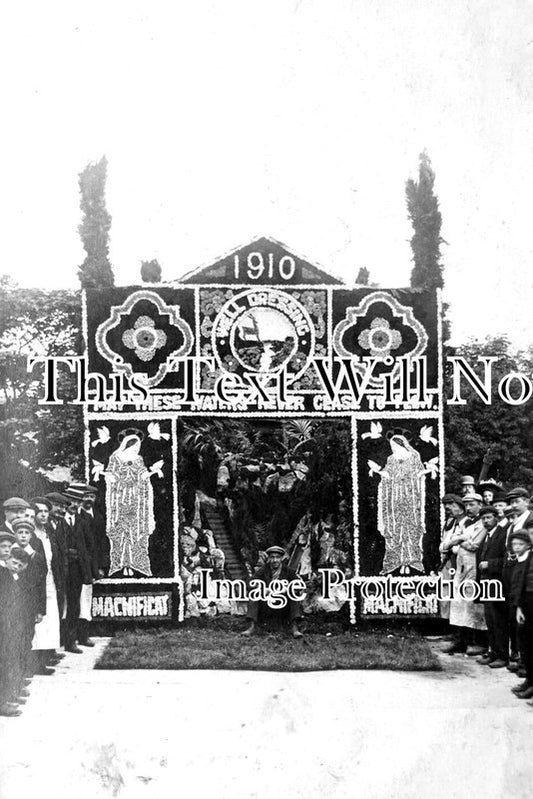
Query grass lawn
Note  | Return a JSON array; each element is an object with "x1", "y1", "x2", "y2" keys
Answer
[{"x1": 95, "y1": 616, "x2": 441, "y2": 672}]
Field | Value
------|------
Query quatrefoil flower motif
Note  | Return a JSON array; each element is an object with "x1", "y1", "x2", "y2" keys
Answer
[
  {"x1": 358, "y1": 318, "x2": 402, "y2": 358},
  {"x1": 122, "y1": 316, "x2": 167, "y2": 362}
]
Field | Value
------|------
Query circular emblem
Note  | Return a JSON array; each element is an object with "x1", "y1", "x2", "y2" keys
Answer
[{"x1": 212, "y1": 289, "x2": 315, "y2": 383}]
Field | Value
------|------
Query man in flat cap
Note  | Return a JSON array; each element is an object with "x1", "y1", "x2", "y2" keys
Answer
[
  {"x1": 476, "y1": 506, "x2": 508, "y2": 667},
  {"x1": 242, "y1": 546, "x2": 305, "y2": 638},
  {"x1": 445, "y1": 492, "x2": 487, "y2": 655},
  {"x1": 2, "y1": 497, "x2": 30, "y2": 534}
]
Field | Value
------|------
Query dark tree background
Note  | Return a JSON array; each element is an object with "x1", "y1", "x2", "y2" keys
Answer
[
  {"x1": 445, "y1": 336, "x2": 533, "y2": 491},
  {"x1": 406, "y1": 151, "x2": 444, "y2": 292},
  {"x1": 78, "y1": 156, "x2": 114, "y2": 289}
]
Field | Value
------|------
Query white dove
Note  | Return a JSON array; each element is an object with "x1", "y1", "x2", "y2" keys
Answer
[
  {"x1": 419, "y1": 425, "x2": 438, "y2": 446},
  {"x1": 91, "y1": 426, "x2": 111, "y2": 448},
  {"x1": 423, "y1": 457, "x2": 440, "y2": 479},
  {"x1": 367, "y1": 459, "x2": 384, "y2": 477},
  {"x1": 362, "y1": 422, "x2": 383, "y2": 440},
  {"x1": 149, "y1": 458, "x2": 164, "y2": 479},
  {"x1": 91, "y1": 460, "x2": 105, "y2": 481},
  {"x1": 148, "y1": 422, "x2": 170, "y2": 442}
]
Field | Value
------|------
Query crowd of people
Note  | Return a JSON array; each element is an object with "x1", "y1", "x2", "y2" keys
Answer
[
  {"x1": 439, "y1": 477, "x2": 533, "y2": 708},
  {"x1": 0, "y1": 484, "x2": 104, "y2": 717}
]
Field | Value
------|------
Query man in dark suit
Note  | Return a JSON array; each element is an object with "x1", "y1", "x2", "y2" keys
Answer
[
  {"x1": 242, "y1": 546, "x2": 305, "y2": 638},
  {"x1": 476, "y1": 506, "x2": 508, "y2": 667},
  {"x1": 56, "y1": 488, "x2": 92, "y2": 653}
]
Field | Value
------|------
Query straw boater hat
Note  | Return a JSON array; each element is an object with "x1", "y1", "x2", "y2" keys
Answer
[{"x1": 463, "y1": 493, "x2": 483, "y2": 503}]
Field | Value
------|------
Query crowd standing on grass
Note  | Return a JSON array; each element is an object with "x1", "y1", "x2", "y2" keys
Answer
[
  {"x1": 0, "y1": 484, "x2": 105, "y2": 717},
  {"x1": 439, "y1": 477, "x2": 533, "y2": 708}
]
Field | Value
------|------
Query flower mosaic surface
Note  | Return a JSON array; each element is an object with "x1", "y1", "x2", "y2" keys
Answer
[
  {"x1": 358, "y1": 317, "x2": 402, "y2": 358},
  {"x1": 122, "y1": 316, "x2": 168, "y2": 362},
  {"x1": 333, "y1": 291, "x2": 428, "y2": 386},
  {"x1": 95, "y1": 290, "x2": 193, "y2": 387}
]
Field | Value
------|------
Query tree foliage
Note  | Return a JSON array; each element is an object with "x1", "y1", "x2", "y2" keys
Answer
[
  {"x1": 406, "y1": 151, "x2": 444, "y2": 291},
  {"x1": 445, "y1": 336, "x2": 533, "y2": 490},
  {"x1": 78, "y1": 156, "x2": 114, "y2": 288},
  {"x1": 141, "y1": 259, "x2": 162, "y2": 283},
  {"x1": 0, "y1": 278, "x2": 84, "y2": 500}
]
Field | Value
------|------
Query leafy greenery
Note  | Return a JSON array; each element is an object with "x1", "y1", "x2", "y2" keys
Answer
[
  {"x1": 0, "y1": 277, "x2": 84, "y2": 498},
  {"x1": 78, "y1": 156, "x2": 114, "y2": 288},
  {"x1": 445, "y1": 336, "x2": 533, "y2": 489}
]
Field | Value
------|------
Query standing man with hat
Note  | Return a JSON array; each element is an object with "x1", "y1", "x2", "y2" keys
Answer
[
  {"x1": 242, "y1": 546, "x2": 305, "y2": 638},
  {"x1": 476, "y1": 505, "x2": 508, "y2": 667},
  {"x1": 71, "y1": 484, "x2": 104, "y2": 647},
  {"x1": 2, "y1": 498, "x2": 30, "y2": 533},
  {"x1": 460, "y1": 476, "x2": 476, "y2": 497},
  {"x1": 57, "y1": 487, "x2": 92, "y2": 653},
  {"x1": 445, "y1": 492, "x2": 487, "y2": 655}
]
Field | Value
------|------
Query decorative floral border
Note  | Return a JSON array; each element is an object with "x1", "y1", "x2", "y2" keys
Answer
[
  {"x1": 332, "y1": 291, "x2": 429, "y2": 387},
  {"x1": 95, "y1": 289, "x2": 194, "y2": 388}
]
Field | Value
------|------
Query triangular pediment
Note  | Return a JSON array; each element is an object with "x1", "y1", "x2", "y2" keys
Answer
[{"x1": 176, "y1": 237, "x2": 345, "y2": 286}]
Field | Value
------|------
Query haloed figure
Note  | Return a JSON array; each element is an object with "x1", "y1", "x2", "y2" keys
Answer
[
  {"x1": 104, "y1": 429, "x2": 162, "y2": 577},
  {"x1": 374, "y1": 435, "x2": 426, "y2": 574}
]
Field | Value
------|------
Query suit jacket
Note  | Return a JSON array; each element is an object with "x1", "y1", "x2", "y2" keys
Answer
[
  {"x1": 56, "y1": 516, "x2": 92, "y2": 585},
  {"x1": 511, "y1": 551, "x2": 532, "y2": 608},
  {"x1": 19, "y1": 549, "x2": 47, "y2": 620},
  {"x1": 477, "y1": 526, "x2": 507, "y2": 579},
  {"x1": 78, "y1": 508, "x2": 108, "y2": 579}
]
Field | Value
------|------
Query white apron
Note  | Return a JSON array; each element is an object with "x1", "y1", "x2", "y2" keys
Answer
[
  {"x1": 79, "y1": 583, "x2": 93, "y2": 620},
  {"x1": 32, "y1": 533, "x2": 61, "y2": 650}
]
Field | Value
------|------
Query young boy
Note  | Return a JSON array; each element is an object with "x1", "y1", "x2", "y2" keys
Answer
[
  {"x1": 0, "y1": 546, "x2": 31, "y2": 714},
  {"x1": 11, "y1": 519, "x2": 47, "y2": 681},
  {"x1": 508, "y1": 530, "x2": 533, "y2": 699}
]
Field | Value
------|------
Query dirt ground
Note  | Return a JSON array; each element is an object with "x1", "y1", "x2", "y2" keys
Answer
[{"x1": 1, "y1": 638, "x2": 532, "y2": 799}]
